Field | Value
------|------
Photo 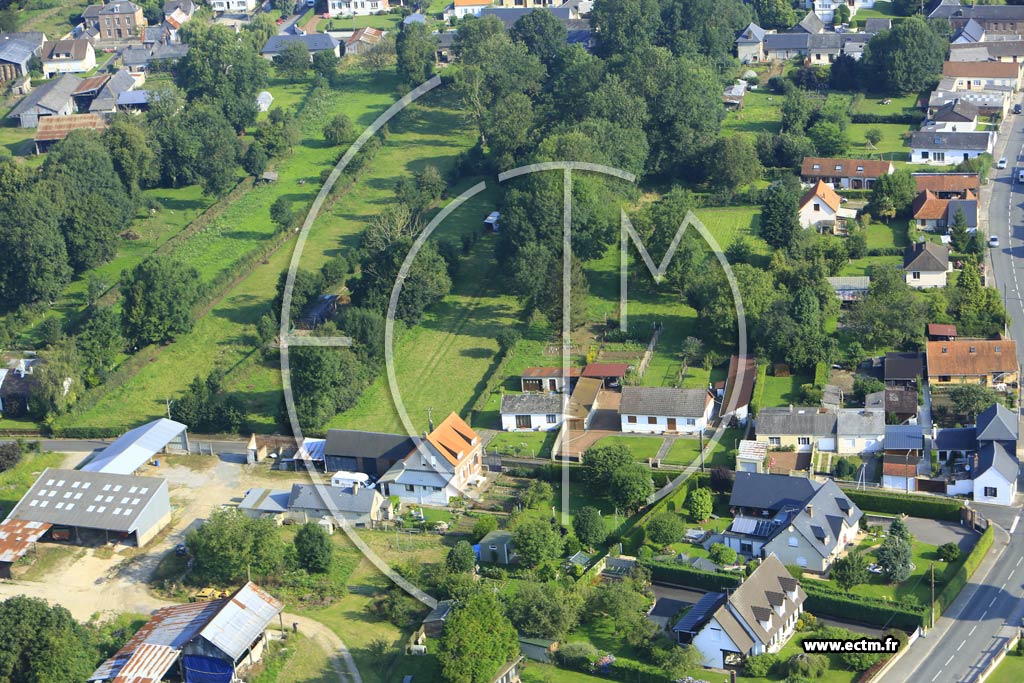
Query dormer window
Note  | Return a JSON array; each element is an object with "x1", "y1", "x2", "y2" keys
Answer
[
  {"x1": 942, "y1": 347, "x2": 948, "y2": 353},
  {"x1": 995, "y1": 346, "x2": 1001, "y2": 353},
  {"x1": 856, "y1": 166, "x2": 864, "y2": 172},
  {"x1": 812, "y1": 164, "x2": 820, "y2": 170},
  {"x1": 835, "y1": 165, "x2": 842, "y2": 171},
  {"x1": 969, "y1": 346, "x2": 976, "y2": 353}
]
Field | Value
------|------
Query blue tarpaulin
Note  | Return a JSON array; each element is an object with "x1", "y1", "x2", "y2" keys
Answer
[
  {"x1": 473, "y1": 543, "x2": 481, "y2": 558},
  {"x1": 182, "y1": 655, "x2": 233, "y2": 683}
]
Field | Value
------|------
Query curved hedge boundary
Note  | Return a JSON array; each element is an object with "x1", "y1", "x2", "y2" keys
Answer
[
  {"x1": 643, "y1": 560, "x2": 743, "y2": 592},
  {"x1": 933, "y1": 524, "x2": 994, "y2": 618},
  {"x1": 843, "y1": 489, "x2": 964, "y2": 521}
]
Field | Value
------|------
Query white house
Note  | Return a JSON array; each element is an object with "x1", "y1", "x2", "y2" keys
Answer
[
  {"x1": 909, "y1": 131, "x2": 994, "y2": 165},
  {"x1": 924, "y1": 99, "x2": 979, "y2": 133},
  {"x1": 377, "y1": 413, "x2": 483, "y2": 506},
  {"x1": 810, "y1": 0, "x2": 878, "y2": 23},
  {"x1": 836, "y1": 409, "x2": 884, "y2": 455},
  {"x1": 903, "y1": 241, "x2": 951, "y2": 289},
  {"x1": 973, "y1": 442, "x2": 1018, "y2": 505},
  {"x1": 881, "y1": 453, "x2": 926, "y2": 492},
  {"x1": 447, "y1": 0, "x2": 489, "y2": 19},
  {"x1": 735, "y1": 22, "x2": 767, "y2": 64},
  {"x1": 942, "y1": 60, "x2": 1021, "y2": 92},
  {"x1": 208, "y1": 0, "x2": 256, "y2": 12},
  {"x1": 755, "y1": 406, "x2": 837, "y2": 453},
  {"x1": 328, "y1": 0, "x2": 390, "y2": 17},
  {"x1": 674, "y1": 554, "x2": 806, "y2": 669},
  {"x1": 500, "y1": 394, "x2": 563, "y2": 432},
  {"x1": 798, "y1": 180, "x2": 844, "y2": 231},
  {"x1": 520, "y1": 366, "x2": 578, "y2": 393},
  {"x1": 619, "y1": 386, "x2": 713, "y2": 435},
  {"x1": 41, "y1": 39, "x2": 95, "y2": 78}
]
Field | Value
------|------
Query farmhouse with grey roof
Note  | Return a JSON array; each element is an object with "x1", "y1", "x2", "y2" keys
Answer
[
  {"x1": 500, "y1": 393, "x2": 564, "y2": 432},
  {"x1": 619, "y1": 386, "x2": 713, "y2": 435},
  {"x1": 8, "y1": 73, "x2": 81, "y2": 127},
  {"x1": 260, "y1": 33, "x2": 340, "y2": 60},
  {"x1": 755, "y1": 406, "x2": 837, "y2": 453}
]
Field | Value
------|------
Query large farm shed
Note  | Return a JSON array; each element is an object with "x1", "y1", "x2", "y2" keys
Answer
[
  {"x1": 5, "y1": 468, "x2": 171, "y2": 547},
  {"x1": 89, "y1": 582, "x2": 285, "y2": 683},
  {"x1": 83, "y1": 418, "x2": 189, "y2": 475}
]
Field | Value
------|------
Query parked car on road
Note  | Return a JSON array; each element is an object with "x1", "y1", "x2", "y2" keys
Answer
[
  {"x1": 998, "y1": 157, "x2": 1008, "y2": 169},
  {"x1": 990, "y1": 235, "x2": 1000, "y2": 248}
]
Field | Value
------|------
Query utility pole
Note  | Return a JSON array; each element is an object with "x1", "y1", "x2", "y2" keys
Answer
[{"x1": 700, "y1": 429, "x2": 705, "y2": 472}]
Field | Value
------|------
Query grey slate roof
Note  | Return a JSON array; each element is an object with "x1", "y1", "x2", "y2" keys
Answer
[
  {"x1": 976, "y1": 441, "x2": 1019, "y2": 482},
  {"x1": 500, "y1": 393, "x2": 563, "y2": 415},
  {"x1": 150, "y1": 43, "x2": 188, "y2": 60},
  {"x1": 788, "y1": 479, "x2": 863, "y2": 559},
  {"x1": 953, "y1": 18, "x2": 985, "y2": 43},
  {"x1": 910, "y1": 130, "x2": 992, "y2": 151},
  {"x1": 884, "y1": 425, "x2": 924, "y2": 451},
  {"x1": 7, "y1": 468, "x2": 166, "y2": 532},
  {"x1": 619, "y1": 386, "x2": 709, "y2": 418},
  {"x1": 261, "y1": 33, "x2": 339, "y2": 55},
  {"x1": 89, "y1": 69, "x2": 136, "y2": 113},
  {"x1": 478, "y1": 6, "x2": 574, "y2": 29},
  {"x1": 736, "y1": 23, "x2": 766, "y2": 45},
  {"x1": 0, "y1": 38, "x2": 36, "y2": 66},
  {"x1": 837, "y1": 409, "x2": 885, "y2": 438},
  {"x1": 727, "y1": 555, "x2": 807, "y2": 646},
  {"x1": 946, "y1": 199, "x2": 978, "y2": 229},
  {"x1": 8, "y1": 73, "x2": 82, "y2": 119},
  {"x1": 935, "y1": 428, "x2": 977, "y2": 452},
  {"x1": 933, "y1": 99, "x2": 979, "y2": 123},
  {"x1": 98, "y1": 1, "x2": 140, "y2": 16},
  {"x1": 755, "y1": 407, "x2": 837, "y2": 437},
  {"x1": 976, "y1": 403, "x2": 1018, "y2": 442},
  {"x1": 121, "y1": 45, "x2": 151, "y2": 66},
  {"x1": 0, "y1": 31, "x2": 45, "y2": 49},
  {"x1": 673, "y1": 592, "x2": 727, "y2": 634},
  {"x1": 931, "y1": 3, "x2": 1024, "y2": 21},
  {"x1": 808, "y1": 33, "x2": 842, "y2": 50},
  {"x1": 885, "y1": 352, "x2": 924, "y2": 381},
  {"x1": 952, "y1": 40, "x2": 1024, "y2": 59},
  {"x1": 238, "y1": 487, "x2": 289, "y2": 514},
  {"x1": 796, "y1": 11, "x2": 825, "y2": 34},
  {"x1": 324, "y1": 429, "x2": 414, "y2": 462},
  {"x1": 864, "y1": 18, "x2": 892, "y2": 33},
  {"x1": 765, "y1": 33, "x2": 809, "y2": 51},
  {"x1": 730, "y1": 471, "x2": 820, "y2": 511},
  {"x1": 903, "y1": 241, "x2": 950, "y2": 272},
  {"x1": 287, "y1": 482, "x2": 382, "y2": 515}
]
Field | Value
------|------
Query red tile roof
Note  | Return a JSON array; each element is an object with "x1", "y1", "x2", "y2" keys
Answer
[
  {"x1": 582, "y1": 362, "x2": 629, "y2": 378},
  {"x1": 425, "y1": 412, "x2": 479, "y2": 467},
  {"x1": 882, "y1": 453, "x2": 921, "y2": 478},
  {"x1": 943, "y1": 61, "x2": 1020, "y2": 78},
  {"x1": 799, "y1": 180, "x2": 842, "y2": 212},
  {"x1": 801, "y1": 157, "x2": 893, "y2": 179},
  {"x1": 927, "y1": 339, "x2": 1018, "y2": 377},
  {"x1": 927, "y1": 323, "x2": 958, "y2": 338},
  {"x1": 912, "y1": 173, "x2": 979, "y2": 194},
  {"x1": 912, "y1": 190, "x2": 949, "y2": 220}
]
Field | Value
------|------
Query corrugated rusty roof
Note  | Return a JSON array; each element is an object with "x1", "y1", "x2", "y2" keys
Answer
[
  {"x1": 0, "y1": 519, "x2": 51, "y2": 563},
  {"x1": 34, "y1": 113, "x2": 106, "y2": 142},
  {"x1": 198, "y1": 582, "x2": 284, "y2": 661},
  {"x1": 111, "y1": 643, "x2": 178, "y2": 683}
]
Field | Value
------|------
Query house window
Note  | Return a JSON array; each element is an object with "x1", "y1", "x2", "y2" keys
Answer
[
  {"x1": 856, "y1": 166, "x2": 864, "y2": 172},
  {"x1": 969, "y1": 346, "x2": 976, "y2": 353},
  {"x1": 627, "y1": 415, "x2": 637, "y2": 424},
  {"x1": 404, "y1": 484, "x2": 415, "y2": 492},
  {"x1": 798, "y1": 437, "x2": 811, "y2": 446},
  {"x1": 934, "y1": 152, "x2": 945, "y2": 162},
  {"x1": 984, "y1": 486, "x2": 998, "y2": 497},
  {"x1": 515, "y1": 415, "x2": 531, "y2": 429},
  {"x1": 769, "y1": 437, "x2": 781, "y2": 446},
  {"x1": 797, "y1": 557, "x2": 808, "y2": 567},
  {"x1": 685, "y1": 418, "x2": 696, "y2": 426},
  {"x1": 648, "y1": 416, "x2": 657, "y2": 425},
  {"x1": 912, "y1": 271, "x2": 921, "y2": 280},
  {"x1": 813, "y1": 203, "x2": 821, "y2": 212},
  {"x1": 788, "y1": 536, "x2": 799, "y2": 547},
  {"x1": 546, "y1": 414, "x2": 557, "y2": 424},
  {"x1": 921, "y1": 151, "x2": 929, "y2": 160},
  {"x1": 940, "y1": 376, "x2": 950, "y2": 382},
  {"x1": 740, "y1": 542, "x2": 753, "y2": 554}
]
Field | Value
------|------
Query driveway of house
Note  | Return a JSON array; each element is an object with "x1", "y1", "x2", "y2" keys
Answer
[{"x1": 901, "y1": 516, "x2": 979, "y2": 553}]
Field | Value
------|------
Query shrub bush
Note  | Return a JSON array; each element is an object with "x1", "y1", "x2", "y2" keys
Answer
[
  {"x1": 802, "y1": 582, "x2": 926, "y2": 630},
  {"x1": 784, "y1": 653, "x2": 828, "y2": 678},
  {"x1": 557, "y1": 642, "x2": 598, "y2": 671},
  {"x1": 744, "y1": 652, "x2": 779, "y2": 677},
  {"x1": 937, "y1": 542, "x2": 961, "y2": 563},
  {"x1": 646, "y1": 513, "x2": 685, "y2": 545},
  {"x1": 708, "y1": 543, "x2": 738, "y2": 566}
]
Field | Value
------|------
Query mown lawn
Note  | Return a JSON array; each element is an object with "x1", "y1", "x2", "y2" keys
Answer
[
  {"x1": 722, "y1": 89, "x2": 783, "y2": 135},
  {"x1": 848, "y1": 122, "x2": 912, "y2": 162},
  {"x1": 663, "y1": 428, "x2": 742, "y2": 468},
  {"x1": 864, "y1": 221, "x2": 909, "y2": 250},
  {"x1": 488, "y1": 431, "x2": 557, "y2": 458},
  {"x1": 14, "y1": 0, "x2": 89, "y2": 42},
  {"x1": 989, "y1": 653, "x2": 1024, "y2": 683},
  {"x1": 852, "y1": 93, "x2": 921, "y2": 118},
  {"x1": 759, "y1": 372, "x2": 813, "y2": 407},
  {"x1": 839, "y1": 255, "x2": 903, "y2": 277},
  {"x1": 588, "y1": 435, "x2": 664, "y2": 461}
]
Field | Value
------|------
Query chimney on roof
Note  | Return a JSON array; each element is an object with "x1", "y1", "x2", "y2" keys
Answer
[
  {"x1": 806, "y1": 504, "x2": 814, "y2": 518},
  {"x1": 428, "y1": 406, "x2": 434, "y2": 433},
  {"x1": 789, "y1": 404, "x2": 794, "y2": 413},
  {"x1": 352, "y1": 482, "x2": 360, "y2": 495}
]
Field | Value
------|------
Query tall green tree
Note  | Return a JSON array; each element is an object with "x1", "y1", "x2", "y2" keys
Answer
[
  {"x1": 438, "y1": 591, "x2": 519, "y2": 683},
  {"x1": 862, "y1": 17, "x2": 946, "y2": 94},
  {"x1": 295, "y1": 522, "x2": 334, "y2": 573},
  {"x1": 949, "y1": 207, "x2": 970, "y2": 252},
  {"x1": 446, "y1": 540, "x2": 477, "y2": 574},
  {"x1": 512, "y1": 518, "x2": 563, "y2": 567},
  {"x1": 510, "y1": 8, "x2": 568, "y2": 66},
  {"x1": 275, "y1": 41, "x2": 310, "y2": 82},
  {"x1": 396, "y1": 20, "x2": 437, "y2": 86},
  {"x1": 687, "y1": 487, "x2": 713, "y2": 522},
  {"x1": 847, "y1": 264, "x2": 927, "y2": 349},
  {"x1": 504, "y1": 581, "x2": 583, "y2": 639},
  {"x1": 590, "y1": 0, "x2": 661, "y2": 57},
  {"x1": 876, "y1": 536, "x2": 913, "y2": 583},
  {"x1": 120, "y1": 256, "x2": 202, "y2": 347},
  {"x1": 752, "y1": 0, "x2": 797, "y2": 29},
  {"x1": 77, "y1": 307, "x2": 125, "y2": 388},
  {"x1": 103, "y1": 115, "x2": 159, "y2": 194},
  {"x1": 870, "y1": 169, "x2": 917, "y2": 219},
  {"x1": 0, "y1": 596, "x2": 98, "y2": 683},
  {"x1": 572, "y1": 506, "x2": 607, "y2": 548},
  {"x1": 291, "y1": 343, "x2": 369, "y2": 430},
  {"x1": 186, "y1": 508, "x2": 285, "y2": 584},
  {"x1": 949, "y1": 384, "x2": 997, "y2": 419},
  {"x1": 582, "y1": 444, "x2": 633, "y2": 491},
  {"x1": 760, "y1": 180, "x2": 800, "y2": 249},
  {"x1": 0, "y1": 192, "x2": 71, "y2": 308},
  {"x1": 706, "y1": 134, "x2": 762, "y2": 192},
  {"x1": 832, "y1": 550, "x2": 869, "y2": 590},
  {"x1": 29, "y1": 339, "x2": 83, "y2": 418},
  {"x1": 610, "y1": 464, "x2": 654, "y2": 513}
]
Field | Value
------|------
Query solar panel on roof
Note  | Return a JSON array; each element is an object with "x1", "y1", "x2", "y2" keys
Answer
[{"x1": 673, "y1": 592, "x2": 726, "y2": 633}]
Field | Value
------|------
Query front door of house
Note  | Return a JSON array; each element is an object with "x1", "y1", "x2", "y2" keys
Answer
[
  {"x1": 516, "y1": 415, "x2": 531, "y2": 429},
  {"x1": 549, "y1": 379, "x2": 557, "y2": 391},
  {"x1": 667, "y1": 418, "x2": 677, "y2": 431}
]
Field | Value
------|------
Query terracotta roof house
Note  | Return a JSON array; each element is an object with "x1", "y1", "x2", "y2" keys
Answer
[
  {"x1": 724, "y1": 473, "x2": 862, "y2": 574},
  {"x1": 619, "y1": 386, "x2": 714, "y2": 435},
  {"x1": 800, "y1": 157, "x2": 894, "y2": 190},
  {"x1": 582, "y1": 362, "x2": 629, "y2": 388},
  {"x1": 798, "y1": 180, "x2": 851, "y2": 231},
  {"x1": 675, "y1": 555, "x2": 806, "y2": 669},
  {"x1": 913, "y1": 173, "x2": 980, "y2": 199},
  {"x1": 912, "y1": 190, "x2": 949, "y2": 231},
  {"x1": 881, "y1": 453, "x2": 925, "y2": 492},
  {"x1": 927, "y1": 339, "x2": 1018, "y2": 388},
  {"x1": 942, "y1": 60, "x2": 1021, "y2": 90},
  {"x1": 928, "y1": 323, "x2": 958, "y2": 341},
  {"x1": 377, "y1": 412, "x2": 483, "y2": 505},
  {"x1": 33, "y1": 113, "x2": 106, "y2": 153},
  {"x1": 520, "y1": 366, "x2": 580, "y2": 394},
  {"x1": 903, "y1": 241, "x2": 951, "y2": 288},
  {"x1": 721, "y1": 354, "x2": 756, "y2": 425}
]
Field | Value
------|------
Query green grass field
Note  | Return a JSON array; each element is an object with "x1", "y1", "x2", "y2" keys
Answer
[
  {"x1": 488, "y1": 431, "x2": 557, "y2": 458},
  {"x1": 55, "y1": 70, "x2": 418, "y2": 432},
  {"x1": 839, "y1": 255, "x2": 902, "y2": 277},
  {"x1": 759, "y1": 372, "x2": 813, "y2": 407},
  {"x1": 663, "y1": 428, "x2": 742, "y2": 467},
  {"x1": 722, "y1": 89, "x2": 783, "y2": 135},
  {"x1": 988, "y1": 653, "x2": 1024, "y2": 683},
  {"x1": 588, "y1": 435, "x2": 665, "y2": 461},
  {"x1": 864, "y1": 221, "x2": 909, "y2": 250},
  {"x1": 848, "y1": 123, "x2": 912, "y2": 162},
  {"x1": 852, "y1": 93, "x2": 921, "y2": 118},
  {"x1": 14, "y1": 0, "x2": 88, "y2": 42}
]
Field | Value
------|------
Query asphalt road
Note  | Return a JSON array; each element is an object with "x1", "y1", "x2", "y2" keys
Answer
[{"x1": 988, "y1": 116, "x2": 1024, "y2": 368}]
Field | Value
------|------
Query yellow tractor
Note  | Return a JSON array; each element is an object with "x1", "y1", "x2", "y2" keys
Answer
[{"x1": 190, "y1": 587, "x2": 230, "y2": 602}]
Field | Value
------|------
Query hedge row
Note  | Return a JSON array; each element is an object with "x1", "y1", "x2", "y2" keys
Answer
[
  {"x1": 933, "y1": 525, "x2": 994, "y2": 618},
  {"x1": 866, "y1": 246, "x2": 904, "y2": 257},
  {"x1": 850, "y1": 112, "x2": 925, "y2": 125},
  {"x1": 643, "y1": 560, "x2": 743, "y2": 592},
  {"x1": 749, "y1": 362, "x2": 768, "y2": 417},
  {"x1": 604, "y1": 657, "x2": 673, "y2": 683},
  {"x1": 843, "y1": 489, "x2": 964, "y2": 521},
  {"x1": 801, "y1": 582, "x2": 927, "y2": 631},
  {"x1": 621, "y1": 472, "x2": 710, "y2": 553}
]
